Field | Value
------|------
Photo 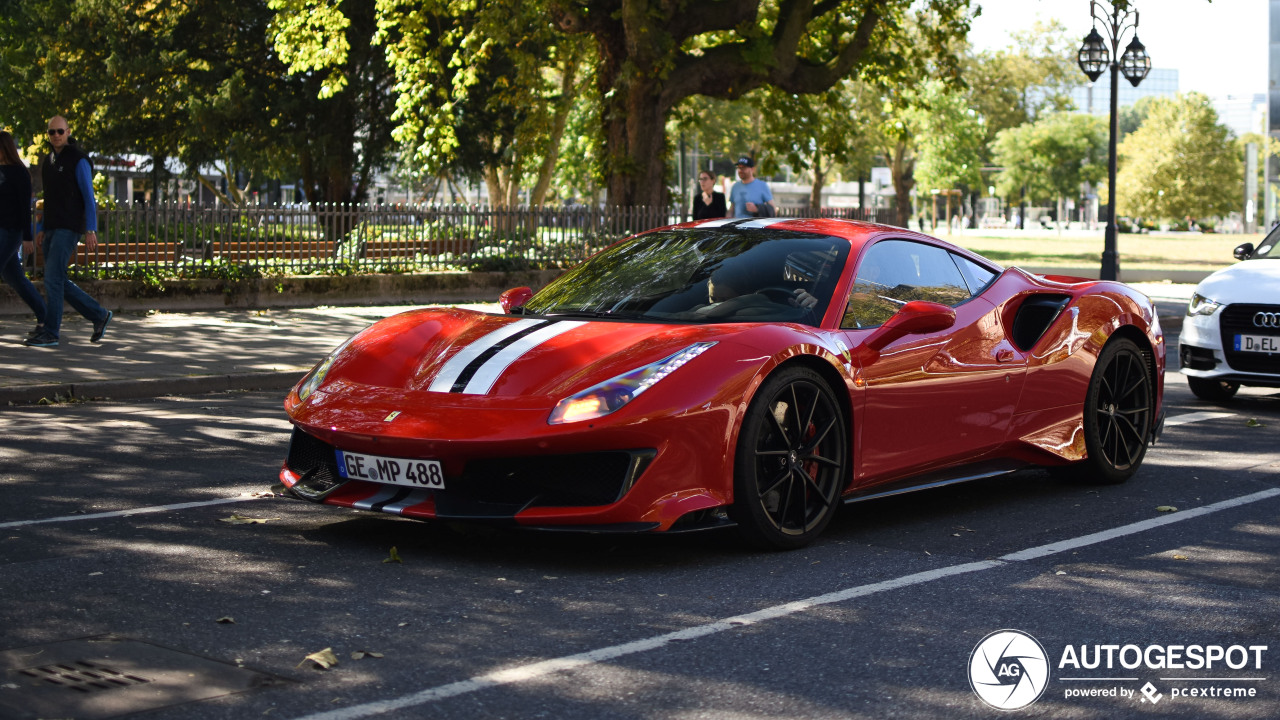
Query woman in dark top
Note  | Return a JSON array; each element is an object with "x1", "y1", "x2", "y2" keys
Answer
[
  {"x1": 0, "y1": 130, "x2": 47, "y2": 335},
  {"x1": 692, "y1": 170, "x2": 727, "y2": 220}
]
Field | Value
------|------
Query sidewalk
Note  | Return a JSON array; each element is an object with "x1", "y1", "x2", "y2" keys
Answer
[
  {"x1": 0, "y1": 284, "x2": 1194, "y2": 406},
  {"x1": 0, "y1": 303, "x2": 496, "y2": 405}
]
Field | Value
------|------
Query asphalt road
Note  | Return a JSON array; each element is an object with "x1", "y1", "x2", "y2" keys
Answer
[{"x1": 1, "y1": 336, "x2": 1277, "y2": 719}]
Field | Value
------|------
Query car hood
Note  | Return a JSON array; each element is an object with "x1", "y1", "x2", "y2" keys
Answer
[
  {"x1": 322, "y1": 307, "x2": 762, "y2": 400},
  {"x1": 1196, "y1": 260, "x2": 1280, "y2": 304}
]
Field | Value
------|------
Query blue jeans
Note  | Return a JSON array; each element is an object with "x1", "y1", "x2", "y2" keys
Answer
[
  {"x1": 0, "y1": 227, "x2": 46, "y2": 321},
  {"x1": 41, "y1": 228, "x2": 107, "y2": 338}
]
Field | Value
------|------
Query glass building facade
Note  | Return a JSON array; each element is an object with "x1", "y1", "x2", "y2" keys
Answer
[{"x1": 1070, "y1": 68, "x2": 1180, "y2": 114}]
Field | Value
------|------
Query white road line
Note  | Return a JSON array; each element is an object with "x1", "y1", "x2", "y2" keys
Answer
[
  {"x1": 1164, "y1": 411, "x2": 1235, "y2": 427},
  {"x1": 0, "y1": 496, "x2": 260, "y2": 530},
  {"x1": 1000, "y1": 488, "x2": 1280, "y2": 561},
  {"x1": 289, "y1": 487, "x2": 1280, "y2": 720}
]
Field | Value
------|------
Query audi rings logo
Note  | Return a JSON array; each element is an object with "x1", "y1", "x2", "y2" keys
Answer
[
  {"x1": 1253, "y1": 312, "x2": 1280, "y2": 329},
  {"x1": 969, "y1": 629, "x2": 1050, "y2": 710}
]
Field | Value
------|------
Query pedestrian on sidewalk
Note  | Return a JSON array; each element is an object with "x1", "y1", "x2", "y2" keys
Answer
[
  {"x1": 26, "y1": 115, "x2": 111, "y2": 347},
  {"x1": 0, "y1": 130, "x2": 47, "y2": 337},
  {"x1": 729, "y1": 155, "x2": 774, "y2": 218}
]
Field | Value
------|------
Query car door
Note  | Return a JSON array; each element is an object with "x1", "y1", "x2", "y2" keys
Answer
[{"x1": 839, "y1": 239, "x2": 1028, "y2": 484}]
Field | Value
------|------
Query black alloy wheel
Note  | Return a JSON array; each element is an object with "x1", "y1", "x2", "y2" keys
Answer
[
  {"x1": 1061, "y1": 337, "x2": 1153, "y2": 484},
  {"x1": 731, "y1": 366, "x2": 849, "y2": 549},
  {"x1": 1187, "y1": 376, "x2": 1240, "y2": 402}
]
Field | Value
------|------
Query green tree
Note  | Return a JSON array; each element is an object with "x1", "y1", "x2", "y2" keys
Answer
[
  {"x1": 991, "y1": 112, "x2": 1107, "y2": 224},
  {"x1": 963, "y1": 19, "x2": 1081, "y2": 148},
  {"x1": 909, "y1": 79, "x2": 985, "y2": 225},
  {"x1": 1116, "y1": 93, "x2": 1240, "y2": 221},
  {"x1": 758, "y1": 79, "x2": 883, "y2": 210}
]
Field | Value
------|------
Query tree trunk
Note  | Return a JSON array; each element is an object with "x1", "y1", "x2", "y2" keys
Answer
[
  {"x1": 809, "y1": 153, "x2": 826, "y2": 211},
  {"x1": 531, "y1": 45, "x2": 582, "y2": 207},
  {"x1": 888, "y1": 141, "x2": 915, "y2": 229}
]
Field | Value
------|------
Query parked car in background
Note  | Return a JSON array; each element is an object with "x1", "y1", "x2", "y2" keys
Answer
[
  {"x1": 278, "y1": 217, "x2": 1165, "y2": 549},
  {"x1": 1180, "y1": 231, "x2": 1280, "y2": 401}
]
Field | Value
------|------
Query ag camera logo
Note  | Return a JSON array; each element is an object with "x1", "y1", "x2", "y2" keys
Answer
[{"x1": 969, "y1": 629, "x2": 1050, "y2": 710}]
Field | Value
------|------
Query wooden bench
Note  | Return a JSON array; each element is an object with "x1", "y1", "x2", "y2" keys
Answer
[
  {"x1": 70, "y1": 242, "x2": 181, "y2": 265},
  {"x1": 209, "y1": 240, "x2": 336, "y2": 261}
]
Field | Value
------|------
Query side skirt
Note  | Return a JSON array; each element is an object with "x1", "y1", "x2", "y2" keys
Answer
[{"x1": 842, "y1": 459, "x2": 1029, "y2": 505}]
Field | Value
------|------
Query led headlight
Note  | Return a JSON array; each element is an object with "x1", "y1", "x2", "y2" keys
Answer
[
  {"x1": 1187, "y1": 293, "x2": 1222, "y2": 317},
  {"x1": 548, "y1": 342, "x2": 716, "y2": 425},
  {"x1": 297, "y1": 337, "x2": 353, "y2": 401}
]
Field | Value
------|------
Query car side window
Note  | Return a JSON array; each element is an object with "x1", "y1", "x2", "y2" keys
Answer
[
  {"x1": 951, "y1": 253, "x2": 998, "y2": 296},
  {"x1": 842, "y1": 240, "x2": 972, "y2": 329}
]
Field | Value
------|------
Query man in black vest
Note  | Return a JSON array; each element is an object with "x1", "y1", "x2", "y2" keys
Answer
[{"x1": 26, "y1": 115, "x2": 112, "y2": 347}]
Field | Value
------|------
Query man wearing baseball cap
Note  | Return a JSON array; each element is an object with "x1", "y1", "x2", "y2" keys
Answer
[{"x1": 729, "y1": 155, "x2": 774, "y2": 218}]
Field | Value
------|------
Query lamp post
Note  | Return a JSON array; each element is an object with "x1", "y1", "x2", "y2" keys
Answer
[{"x1": 1077, "y1": 0, "x2": 1150, "y2": 281}]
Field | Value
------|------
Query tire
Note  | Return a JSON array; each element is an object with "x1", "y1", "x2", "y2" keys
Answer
[
  {"x1": 1057, "y1": 337, "x2": 1154, "y2": 485},
  {"x1": 730, "y1": 366, "x2": 849, "y2": 550},
  {"x1": 1187, "y1": 376, "x2": 1239, "y2": 402}
]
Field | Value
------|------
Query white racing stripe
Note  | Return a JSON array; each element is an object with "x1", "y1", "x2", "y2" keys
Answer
[
  {"x1": 428, "y1": 319, "x2": 545, "y2": 393},
  {"x1": 288, "y1": 486, "x2": 1280, "y2": 720},
  {"x1": 460, "y1": 321, "x2": 585, "y2": 395}
]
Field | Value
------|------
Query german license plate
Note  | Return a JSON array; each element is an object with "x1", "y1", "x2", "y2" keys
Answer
[
  {"x1": 334, "y1": 449, "x2": 445, "y2": 489},
  {"x1": 1234, "y1": 334, "x2": 1280, "y2": 353}
]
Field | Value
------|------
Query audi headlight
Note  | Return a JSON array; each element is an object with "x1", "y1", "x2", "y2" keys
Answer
[
  {"x1": 297, "y1": 337, "x2": 354, "y2": 401},
  {"x1": 1187, "y1": 293, "x2": 1222, "y2": 317},
  {"x1": 548, "y1": 342, "x2": 716, "y2": 425}
]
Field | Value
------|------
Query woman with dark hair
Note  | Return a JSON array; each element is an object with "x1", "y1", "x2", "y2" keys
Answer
[
  {"x1": 691, "y1": 170, "x2": 727, "y2": 220},
  {"x1": 0, "y1": 130, "x2": 47, "y2": 337}
]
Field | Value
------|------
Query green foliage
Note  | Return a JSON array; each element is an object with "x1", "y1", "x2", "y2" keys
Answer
[
  {"x1": 991, "y1": 113, "x2": 1107, "y2": 205},
  {"x1": 1116, "y1": 93, "x2": 1241, "y2": 221},
  {"x1": 908, "y1": 80, "x2": 985, "y2": 194}
]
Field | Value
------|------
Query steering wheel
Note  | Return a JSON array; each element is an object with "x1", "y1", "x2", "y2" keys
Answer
[{"x1": 755, "y1": 286, "x2": 798, "y2": 303}]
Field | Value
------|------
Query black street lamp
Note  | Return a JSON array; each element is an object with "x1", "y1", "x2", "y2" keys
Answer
[{"x1": 1077, "y1": 1, "x2": 1150, "y2": 281}]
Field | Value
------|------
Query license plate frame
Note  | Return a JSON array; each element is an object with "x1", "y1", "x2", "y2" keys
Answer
[
  {"x1": 334, "y1": 449, "x2": 445, "y2": 489},
  {"x1": 1233, "y1": 333, "x2": 1280, "y2": 353}
]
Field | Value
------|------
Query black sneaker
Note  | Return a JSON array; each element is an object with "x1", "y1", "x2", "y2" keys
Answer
[
  {"x1": 91, "y1": 310, "x2": 113, "y2": 343},
  {"x1": 24, "y1": 332, "x2": 58, "y2": 347},
  {"x1": 25, "y1": 324, "x2": 44, "y2": 340}
]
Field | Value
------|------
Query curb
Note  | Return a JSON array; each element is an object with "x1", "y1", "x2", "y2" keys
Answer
[{"x1": 0, "y1": 371, "x2": 301, "y2": 405}]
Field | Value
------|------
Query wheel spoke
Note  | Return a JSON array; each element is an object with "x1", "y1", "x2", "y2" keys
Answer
[
  {"x1": 804, "y1": 452, "x2": 842, "y2": 469},
  {"x1": 802, "y1": 474, "x2": 832, "y2": 508},
  {"x1": 776, "y1": 473, "x2": 795, "y2": 529},
  {"x1": 799, "y1": 415, "x2": 838, "y2": 453},
  {"x1": 768, "y1": 405, "x2": 792, "y2": 447},
  {"x1": 759, "y1": 467, "x2": 791, "y2": 498}
]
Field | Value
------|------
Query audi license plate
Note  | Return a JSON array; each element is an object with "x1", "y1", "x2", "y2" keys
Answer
[
  {"x1": 334, "y1": 449, "x2": 445, "y2": 489},
  {"x1": 1234, "y1": 334, "x2": 1280, "y2": 353}
]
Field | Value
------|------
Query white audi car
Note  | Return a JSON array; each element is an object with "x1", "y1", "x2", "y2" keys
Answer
[{"x1": 1180, "y1": 232, "x2": 1280, "y2": 401}]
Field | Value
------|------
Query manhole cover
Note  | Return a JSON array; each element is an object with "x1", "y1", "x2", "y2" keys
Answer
[{"x1": 0, "y1": 636, "x2": 287, "y2": 719}]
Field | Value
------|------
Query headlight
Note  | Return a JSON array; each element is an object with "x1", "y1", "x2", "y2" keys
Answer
[
  {"x1": 548, "y1": 342, "x2": 716, "y2": 425},
  {"x1": 297, "y1": 337, "x2": 354, "y2": 401},
  {"x1": 1187, "y1": 293, "x2": 1222, "y2": 317}
]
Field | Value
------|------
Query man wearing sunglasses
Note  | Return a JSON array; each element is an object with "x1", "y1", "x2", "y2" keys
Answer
[{"x1": 26, "y1": 115, "x2": 111, "y2": 347}]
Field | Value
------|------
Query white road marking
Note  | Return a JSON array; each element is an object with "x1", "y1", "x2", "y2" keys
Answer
[
  {"x1": 289, "y1": 486, "x2": 1280, "y2": 720},
  {"x1": 0, "y1": 496, "x2": 260, "y2": 530},
  {"x1": 1164, "y1": 411, "x2": 1235, "y2": 427}
]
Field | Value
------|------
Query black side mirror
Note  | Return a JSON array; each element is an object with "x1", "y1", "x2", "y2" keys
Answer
[{"x1": 1233, "y1": 243, "x2": 1255, "y2": 261}]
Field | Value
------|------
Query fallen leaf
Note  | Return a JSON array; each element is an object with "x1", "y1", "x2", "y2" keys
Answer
[
  {"x1": 1156, "y1": 506, "x2": 1178, "y2": 513},
  {"x1": 219, "y1": 514, "x2": 276, "y2": 525},
  {"x1": 216, "y1": 616, "x2": 236, "y2": 624},
  {"x1": 298, "y1": 647, "x2": 339, "y2": 669},
  {"x1": 383, "y1": 547, "x2": 402, "y2": 564},
  {"x1": 1173, "y1": 554, "x2": 1188, "y2": 560},
  {"x1": 350, "y1": 650, "x2": 384, "y2": 660},
  {"x1": 1055, "y1": 571, "x2": 1067, "y2": 575},
  {"x1": 1246, "y1": 418, "x2": 1264, "y2": 428}
]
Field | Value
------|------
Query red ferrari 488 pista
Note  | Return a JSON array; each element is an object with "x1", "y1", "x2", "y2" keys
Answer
[{"x1": 279, "y1": 218, "x2": 1164, "y2": 549}]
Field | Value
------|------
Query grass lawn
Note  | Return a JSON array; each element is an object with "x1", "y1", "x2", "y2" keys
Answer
[{"x1": 936, "y1": 230, "x2": 1263, "y2": 273}]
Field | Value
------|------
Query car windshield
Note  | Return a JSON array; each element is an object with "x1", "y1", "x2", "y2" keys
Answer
[
  {"x1": 1252, "y1": 225, "x2": 1279, "y2": 258},
  {"x1": 524, "y1": 228, "x2": 850, "y2": 326}
]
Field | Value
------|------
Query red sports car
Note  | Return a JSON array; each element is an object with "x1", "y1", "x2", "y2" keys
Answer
[{"x1": 279, "y1": 218, "x2": 1165, "y2": 549}]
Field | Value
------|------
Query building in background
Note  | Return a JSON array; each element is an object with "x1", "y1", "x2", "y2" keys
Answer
[{"x1": 1072, "y1": 68, "x2": 1179, "y2": 115}]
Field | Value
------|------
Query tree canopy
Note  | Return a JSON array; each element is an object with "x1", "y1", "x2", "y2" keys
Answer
[{"x1": 1116, "y1": 92, "x2": 1241, "y2": 221}]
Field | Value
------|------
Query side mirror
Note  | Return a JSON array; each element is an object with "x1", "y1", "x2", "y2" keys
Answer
[
  {"x1": 498, "y1": 286, "x2": 534, "y2": 314},
  {"x1": 865, "y1": 300, "x2": 957, "y2": 353},
  {"x1": 1233, "y1": 242, "x2": 1255, "y2": 261}
]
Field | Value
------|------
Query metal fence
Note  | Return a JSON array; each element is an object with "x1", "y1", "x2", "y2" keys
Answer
[{"x1": 57, "y1": 202, "x2": 881, "y2": 275}]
